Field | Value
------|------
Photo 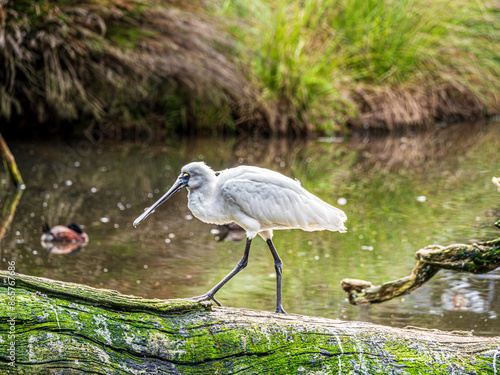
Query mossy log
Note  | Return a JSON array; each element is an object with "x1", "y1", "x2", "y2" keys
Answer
[
  {"x1": 1, "y1": 272, "x2": 499, "y2": 374},
  {"x1": 341, "y1": 238, "x2": 500, "y2": 305}
]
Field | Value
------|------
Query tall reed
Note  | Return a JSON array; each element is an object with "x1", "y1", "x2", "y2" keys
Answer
[
  {"x1": 0, "y1": 0, "x2": 258, "y2": 136},
  {"x1": 224, "y1": 0, "x2": 500, "y2": 132}
]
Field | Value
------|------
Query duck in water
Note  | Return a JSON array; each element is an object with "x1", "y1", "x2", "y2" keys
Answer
[{"x1": 41, "y1": 222, "x2": 89, "y2": 243}]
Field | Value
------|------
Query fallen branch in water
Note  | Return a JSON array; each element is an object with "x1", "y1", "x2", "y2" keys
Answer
[
  {"x1": 0, "y1": 132, "x2": 24, "y2": 189},
  {"x1": 1, "y1": 272, "x2": 499, "y2": 374},
  {"x1": 341, "y1": 238, "x2": 500, "y2": 305}
]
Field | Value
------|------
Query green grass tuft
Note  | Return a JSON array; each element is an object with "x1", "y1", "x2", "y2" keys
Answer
[
  {"x1": 1, "y1": 0, "x2": 499, "y2": 136},
  {"x1": 223, "y1": 0, "x2": 500, "y2": 133}
]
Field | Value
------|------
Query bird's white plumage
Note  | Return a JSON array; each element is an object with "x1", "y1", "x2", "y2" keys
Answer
[
  {"x1": 182, "y1": 162, "x2": 347, "y2": 239},
  {"x1": 132, "y1": 161, "x2": 347, "y2": 313}
]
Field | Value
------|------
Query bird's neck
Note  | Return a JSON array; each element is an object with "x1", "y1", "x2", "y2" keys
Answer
[
  {"x1": 187, "y1": 180, "x2": 216, "y2": 208},
  {"x1": 187, "y1": 180, "x2": 226, "y2": 224}
]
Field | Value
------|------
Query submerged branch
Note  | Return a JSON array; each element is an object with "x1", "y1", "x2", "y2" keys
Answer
[
  {"x1": 0, "y1": 132, "x2": 24, "y2": 189},
  {"x1": 341, "y1": 239, "x2": 500, "y2": 305}
]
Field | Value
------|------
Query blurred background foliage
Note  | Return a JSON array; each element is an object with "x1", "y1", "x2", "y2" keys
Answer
[{"x1": 1, "y1": 0, "x2": 499, "y2": 138}]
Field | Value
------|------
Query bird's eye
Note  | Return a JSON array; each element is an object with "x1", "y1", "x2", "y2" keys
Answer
[{"x1": 183, "y1": 172, "x2": 189, "y2": 178}]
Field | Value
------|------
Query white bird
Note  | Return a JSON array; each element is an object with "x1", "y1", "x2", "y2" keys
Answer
[{"x1": 133, "y1": 162, "x2": 347, "y2": 314}]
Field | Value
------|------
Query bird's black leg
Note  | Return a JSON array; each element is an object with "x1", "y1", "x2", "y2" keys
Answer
[
  {"x1": 266, "y1": 239, "x2": 287, "y2": 314},
  {"x1": 191, "y1": 237, "x2": 252, "y2": 306}
]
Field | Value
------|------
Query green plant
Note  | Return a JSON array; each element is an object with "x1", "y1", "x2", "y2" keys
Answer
[{"x1": 222, "y1": 0, "x2": 500, "y2": 132}]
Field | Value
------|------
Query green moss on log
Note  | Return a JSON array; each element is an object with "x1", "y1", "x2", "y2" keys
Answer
[
  {"x1": 1, "y1": 272, "x2": 499, "y2": 374},
  {"x1": 417, "y1": 239, "x2": 500, "y2": 274},
  {"x1": 14, "y1": 272, "x2": 208, "y2": 315}
]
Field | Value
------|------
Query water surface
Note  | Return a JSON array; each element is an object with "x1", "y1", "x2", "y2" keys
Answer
[{"x1": 1, "y1": 121, "x2": 499, "y2": 336}]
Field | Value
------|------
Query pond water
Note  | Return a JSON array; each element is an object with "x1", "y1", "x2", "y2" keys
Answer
[{"x1": 1, "y1": 121, "x2": 499, "y2": 336}]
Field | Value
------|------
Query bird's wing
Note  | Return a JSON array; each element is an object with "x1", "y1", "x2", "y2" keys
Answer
[{"x1": 220, "y1": 173, "x2": 346, "y2": 232}]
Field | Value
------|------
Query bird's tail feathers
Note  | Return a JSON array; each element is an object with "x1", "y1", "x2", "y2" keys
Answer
[
  {"x1": 323, "y1": 206, "x2": 347, "y2": 233},
  {"x1": 42, "y1": 222, "x2": 51, "y2": 233}
]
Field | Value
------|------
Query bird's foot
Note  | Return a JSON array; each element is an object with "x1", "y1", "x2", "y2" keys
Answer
[
  {"x1": 275, "y1": 305, "x2": 287, "y2": 314},
  {"x1": 190, "y1": 293, "x2": 222, "y2": 307}
]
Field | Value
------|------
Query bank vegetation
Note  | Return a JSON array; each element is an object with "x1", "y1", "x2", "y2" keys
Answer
[{"x1": 1, "y1": 0, "x2": 499, "y2": 137}]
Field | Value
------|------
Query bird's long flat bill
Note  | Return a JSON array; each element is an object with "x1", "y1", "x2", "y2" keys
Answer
[{"x1": 133, "y1": 178, "x2": 186, "y2": 227}]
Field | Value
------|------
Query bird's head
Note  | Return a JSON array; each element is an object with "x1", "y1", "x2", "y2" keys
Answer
[
  {"x1": 180, "y1": 162, "x2": 215, "y2": 190},
  {"x1": 133, "y1": 162, "x2": 215, "y2": 227},
  {"x1": 67, "y1": 222, "x2": 85, "y2": 234}
]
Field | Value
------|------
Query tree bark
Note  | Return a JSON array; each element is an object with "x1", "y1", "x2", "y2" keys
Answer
[
  {"x1": 1, "y1": 272, "x2": 499, "y2": 374},
  {"x1": 341, "y1": 238, "x2": 500, "y2": 305}
]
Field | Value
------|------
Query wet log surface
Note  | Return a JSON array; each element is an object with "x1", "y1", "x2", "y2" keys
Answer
[{"x1": 1, "y1": 272, "x2": 499, "y2": 374}]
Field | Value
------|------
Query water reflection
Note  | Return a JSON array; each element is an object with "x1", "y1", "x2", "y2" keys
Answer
[
  {"x1": 40, "y1": 240, "x2": 87, "y2": 255},
  {"x1": 350, "y1": 121, "x2": 490, "y2": 170},
  {"x1": 441, "y1": 273, "x2": 498, "y2": 317},
  {"x1": 0, "y1": 189, "x2": 23, "y2": 244},
  {"x1": 1, "y1": 120, "x2": 499, "y2": 336}
]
